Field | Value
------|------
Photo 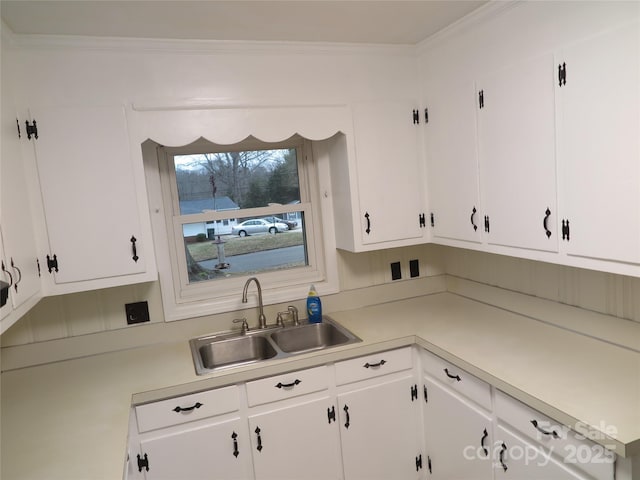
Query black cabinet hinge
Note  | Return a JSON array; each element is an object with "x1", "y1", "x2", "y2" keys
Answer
[
  {"x1": 46, "y1": 254, "x2": 58, "y2": 273},
  {"x1": 558, "y1": 62, "x2": 567, "y2": 86},
  {"x1": 484, "y1": 215, "x2": 490, "y2": 233},
  {"x1": 562, "y1": 219, "x2": 570, "y2": 241},
  {"x1": 411, "y1": 384, "x2": 418, "y2": 401},
  {"x1": 419, "y1": 213, "x2": 426, "y2": 228},
  {"x1": 415, "y1": 454, "x2": 423, "y2": 471},
  {"x1": 478, "y1": 90, "x2": 485, "y2": 109},
  {"x1": 412, "y1": 109, "x2": 420, "y2": 125},
  {"x1": 25, "y1": 120, "x2": 38, "y2": 140},
  {"x1": 424, "y1": 108, "x2": 429, "y2": 124},
  {"x1": 430, "y1": 212, "x2": 435, "y2": 227},
  {"x1": 137, "y1": 453, "x2": 149, "y2": 472},
  {"x1": 327, "y1": 405, "x2": 336, "y2": 423}
]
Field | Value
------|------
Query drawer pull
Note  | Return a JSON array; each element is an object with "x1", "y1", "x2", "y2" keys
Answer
[
  {"x1": 172, "y1": 402, "x2": 203, "y2": 413},
  {"x1": 530, "y1": 419, "x2": 560, "y2": 439},
  {"x1": 480, "y1": 428, "x2": 488, "y2": 456},
  {"x1": 364, "y1": 359, "x2": 386, "y2": 369},
  {"x1": 444, "y1": 368, "x2": 461, "y2": 382},
  {"x1": 499, "y1": 442, "x2": 508, "y2": 472},
  {"x1": 275, "y1": 379, "x2": 301, "y2": 389}
]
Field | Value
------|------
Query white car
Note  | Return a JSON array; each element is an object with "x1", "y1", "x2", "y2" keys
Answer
[{"x1": 231, "y1": 219, "x2": 289, "y2": 237}]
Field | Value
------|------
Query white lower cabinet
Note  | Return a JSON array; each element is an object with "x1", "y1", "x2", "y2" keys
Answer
[
  {"x1": 494, "y1": 425, "x2": 586, "y2": 479},
  {"x1": 137, "y1": 416, "x2": 251, "y2": 480},
  {"x1": 248, "y1": 395, "x2": 341, "y2": 480},
  {"x1": 128, "y1": 346, "x2": 617, "y2": 480},
  {"x1": 130, "y1": 385, "x2": 251, "y2": 479},
  {"x1": 422, "y1": 377, "x2": 493, "y2": 479},
  {"x1": 337, "y1": 374, "x2": 423, "y2": 479}
]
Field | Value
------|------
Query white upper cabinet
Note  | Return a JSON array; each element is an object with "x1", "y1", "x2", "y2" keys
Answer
[
  {"x1": 0, "y1": 65, "x2": 42, "y2": 332},
  {"x1": 424, "y1": 79, "x2": 482, "y2": 244},
  {"x1": 332, "y1": 101, "x2": 427, "y2": 252},
  {"x1": 477, "y1": 52, "x2": 559, "y2": 252},
  {"x1": 25, "y1": 105, "x2": 156, "y2": 293},
  {"x1": 556, "y1": 21, "x2": 640, "y2": 265}
]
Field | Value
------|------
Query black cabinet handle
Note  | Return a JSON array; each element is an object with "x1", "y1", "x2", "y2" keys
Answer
[
  {"x1": 470, "y1": 207, "x2": 478, "y2": 231},
  {"x1": 444, "y1": 368, "x2": 461, "y2": 382},
  {"x1": 363, "y1": 359, "x2": 386, "y2": 369},
  {"x1": 10, "y1": 259, "x2": 22, "y2": 292},
  {"x1": 543, "y1": 208, "x2": 552, "y2": 238},
  {"x1": 364, "y1": 212, "x2": 371, "y2": 235},
  {"x1": 172, "y1": 402, "x2": 203, "y2": 413},
  {"x1": 1, "y1": 261, "x2": 13, "y2": 288},
  {"x1": 232, "y1": 431, "x2": 239, "y2": 458},
  {"x1": 343, "y1": 405, "x2": 350, "y2": 429},
  {"x1": 275, "y1": 379, "x2": 301, "y2": 389},
  {"x1": 531, "y1": 419, "x2": 559, "y2": 439},
  {"x1": 255, "y1": 427, "x2": 263, "y2": 452},
  {"x1": 130, "y1": 236, "x2": 139, "y2": 262},
  {"x1": 499, "y1": 442, "x2": 508, "y2": 472},
  {"x1": 481, "y1": 428, "x2": 489, "y2": 457}
]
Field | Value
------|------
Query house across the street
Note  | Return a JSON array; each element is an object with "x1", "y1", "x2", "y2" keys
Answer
[{"x1": 179, "y1": 197, "x2": 240, "y2": 239}]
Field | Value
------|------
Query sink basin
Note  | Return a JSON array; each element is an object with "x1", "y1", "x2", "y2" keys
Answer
[
  {"x1": 271, "y1": 320, "x2": 356, "y2": 354},
  {"x1": 192, "y1": 334, "x2": 278, "y2": 372},
  {"x1": 190, "y1": 317, "x2": 361, "y2": 375}
]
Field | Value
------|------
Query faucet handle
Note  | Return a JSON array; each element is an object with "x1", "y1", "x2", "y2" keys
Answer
[
  {"x1": 287, "y1": 305, "x2": 300, "y2": 326},
  {"x1": 276, "y1": 312, "x2": 285, "y2": 327},
  {"x1": 232, "y1": 318, "x2": 249, "y2": 334}
]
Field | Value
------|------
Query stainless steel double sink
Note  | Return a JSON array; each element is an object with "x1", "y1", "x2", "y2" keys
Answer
[{"x1": 190, "y1": 317, "x2": 361, "y2": 375}]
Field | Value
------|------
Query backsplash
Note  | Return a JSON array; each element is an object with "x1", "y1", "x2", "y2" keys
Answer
[
  {"x1": 443, "y1": 247, "x2": 640, "y2": 324},
  {"x1": 0, "y1": 244, "x2": 443, "y2": 348},
  {"x1": 3, "y1": 243, "x2": 639, "y2": 350}
]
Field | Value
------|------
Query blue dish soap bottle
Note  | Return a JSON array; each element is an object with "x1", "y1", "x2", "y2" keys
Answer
[{"x1": 306, "y1": 284, "x2": 322, "y2": 323}]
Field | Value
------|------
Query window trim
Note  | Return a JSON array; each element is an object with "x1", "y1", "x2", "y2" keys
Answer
[{"x1": 145, "y1": 135, "x2": 339, "y2": 321}]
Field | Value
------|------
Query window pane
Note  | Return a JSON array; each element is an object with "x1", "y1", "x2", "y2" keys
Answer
[
  {"x1": 183, "y1": 211, "x2": 307, "y2": 282},
  {"x1": 174, "y1": 148, "x2": 301, "y2": 215}
]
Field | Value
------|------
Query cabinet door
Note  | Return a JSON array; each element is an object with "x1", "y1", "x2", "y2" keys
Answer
[
  {"x1": 0, "y1": 83, "x2": 41, "y2": 328},
  {"x1": 28, "y1": 105, "x2": 147, "y2": 284},
  {"x1": 557, "y1": 22, "x2": 640, "y2": 264},
  {"x1": 351, "y1": 101, "x2": 425, "y2": 246},
  {"x1": 425, "y1": 79, "x2": 482, "y2": 244},
  {"x1": 477, "y1": 53, "x2": 558, "y2": 252},
  {"x1": 422, "y1": 377, "x2": 493, "y2": 480},
  {"x1": 138, "y1": 416, "x2": 251, "y2": 480},
  {"x1": 337, "y1": 374, "x2": 422, "y2": 480},
  {"x1": 495, "y1": 425, "x2": 587, "y2": 479},
  {"x1": 248, "y1": 396, "x2": 341, "y2": 480}
]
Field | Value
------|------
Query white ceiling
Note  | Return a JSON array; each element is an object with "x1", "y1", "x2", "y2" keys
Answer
[{"x1": 0, "y1": 0, "x2": 488, "y2": 45}]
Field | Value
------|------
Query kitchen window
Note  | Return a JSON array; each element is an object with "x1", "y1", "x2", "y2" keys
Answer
[{"x1": 149, "y1": 134, "x2": 336, "y2": 320}]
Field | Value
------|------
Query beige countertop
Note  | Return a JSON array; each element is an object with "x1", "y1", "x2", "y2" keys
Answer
[{"x1": 1, "y1": 291, "x2": 639, "y2": 480}]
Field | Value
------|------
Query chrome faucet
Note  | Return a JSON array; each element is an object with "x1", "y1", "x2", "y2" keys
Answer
[{"x1": 242, "y1": 277, "x2": 267, "y2": 329}]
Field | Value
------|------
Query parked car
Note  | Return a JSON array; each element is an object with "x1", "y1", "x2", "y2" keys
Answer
[
  {"x1": 262, "y1": 216, "x2": 298, "y2": 230},
  {"x1": 232, "y1": 218, "x2": 289, "y2": 236}
]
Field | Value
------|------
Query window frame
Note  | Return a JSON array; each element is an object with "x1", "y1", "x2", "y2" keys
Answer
[{"x1": 148, "y1": 135, "x2": 337, "y2": 321}]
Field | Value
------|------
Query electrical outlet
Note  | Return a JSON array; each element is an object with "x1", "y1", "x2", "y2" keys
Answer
[
  {"x1": 125, "y1": 301, "x2": 150, "y2": 325},
  {"x1": 390, "y1": 261, "x2": 402, "y2": 280},
  {"x1": 409, "y1": 259, "x2": 420, "y2": 278}
]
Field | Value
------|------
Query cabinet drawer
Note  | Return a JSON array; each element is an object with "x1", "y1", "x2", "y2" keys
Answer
[
  {"x1": 420, "y1": 349, "x2": 492, "y2": 410},
  {"x1": 495, "y1": 390, "x2": 615, "y2": 480},
  {"x1": 335, "y1": 347, "x2": 413, "y2": 386},
  {"x1": 246, "y1": 365, "x2": 328, "y2": 407},
  {"x1": 135, "y1": 385, "x2": 239, "y2": 433}
]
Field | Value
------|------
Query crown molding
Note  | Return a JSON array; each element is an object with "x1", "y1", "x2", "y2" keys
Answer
[
  {"x1": 4, "y1": 30, "x2": 418, "y2": 58},
  {"x1": 416, "y1": 0, "x2": 521, "y2": 54}
]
